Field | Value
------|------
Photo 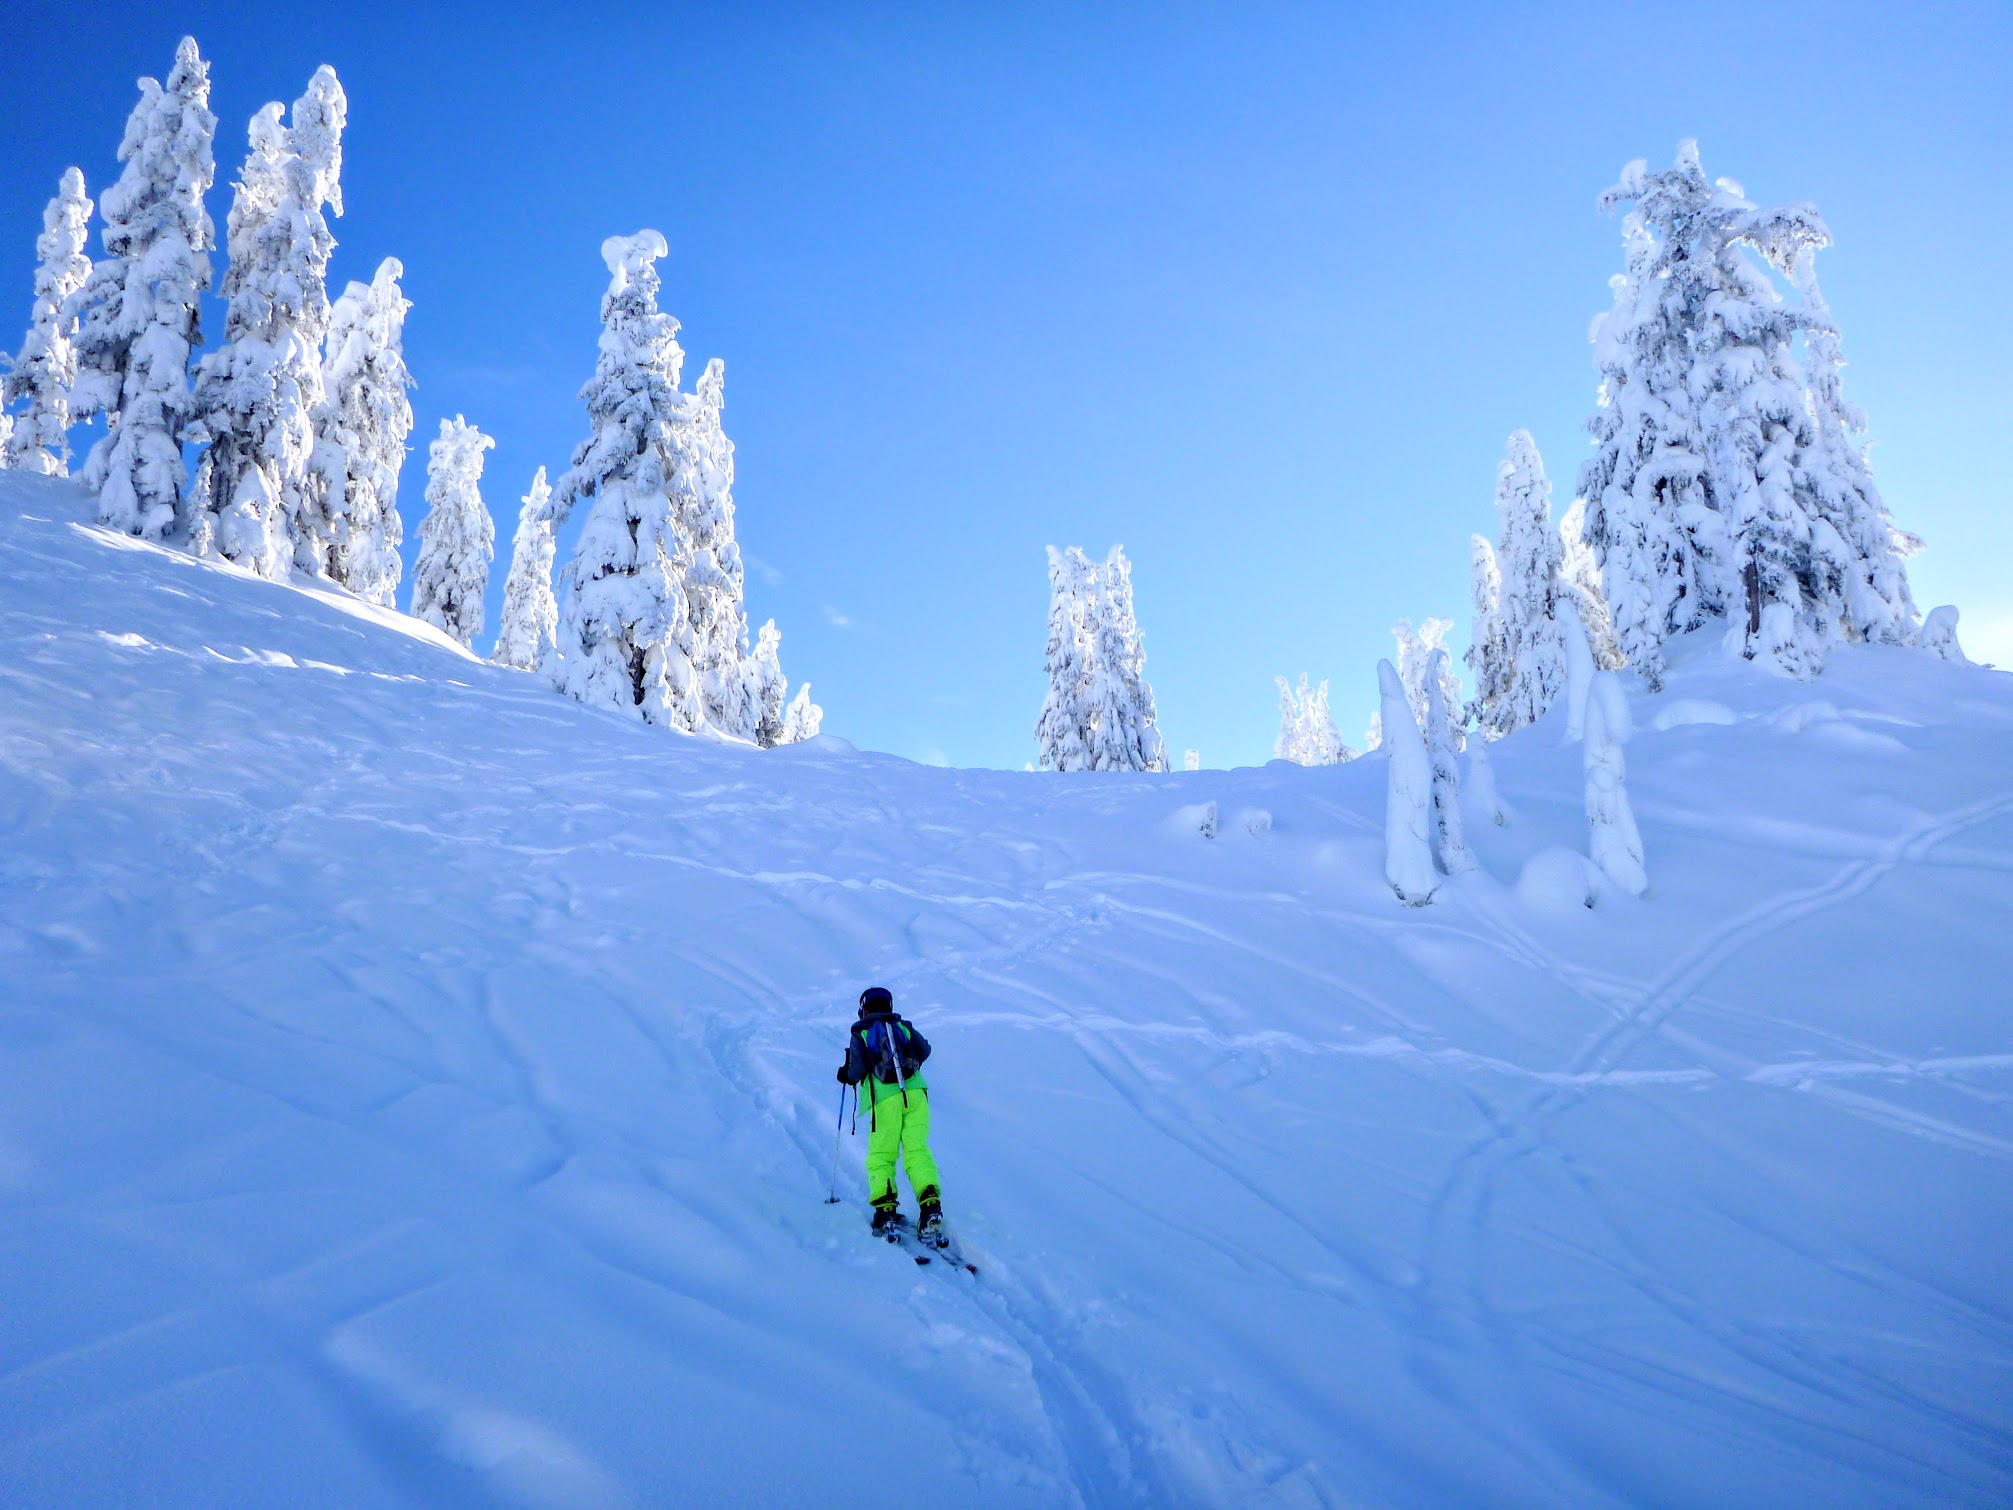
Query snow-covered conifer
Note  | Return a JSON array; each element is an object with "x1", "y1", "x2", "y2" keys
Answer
[
  {"x1": 189, "y1": 66, "x2": 347, "y2": 578},
  {"x1": 67, "y1": 37, "x2": 216, "y2": 541},
  {"x1": 410, "y1": 416, "x2": 494, "y2": 648},
  {"x1": 549, "y1": 231, "x2": 702, "y2": 727},
  {"x1": 318, "y1": 257, "x2": 413, "y2": 606},
  {"x1": 1490, "y1": 431, "x2": 1566, "y2": 734},
  {"x1": 780, "y1": 683, "x2": 823, "y2": 743},
  {"x1": 681, "y1": 357, "x2": 760, "y2": 736},
  {"x1": 743, "y1": 621, "x2": 792, "y2": 745},
  {"x1": 1584, "y1": 672, "x2": 1647, "y2": 896},
  {"x1": 1083, "y1": 546, "x2": 1167, "y2": 772},
  {"x1": 1274, "y1": 674, "x2": 1352, "y2": 765},
  {"x1": 1466, "y1": 735, "x2": 1506, "y2": 827},
  {"x1": 1464, "y1": 534, "x2": 1508, "y2": 731},
  {"x1": 1036, "y1": 545, "x2": 1097, "y2": 771},
  {"x1": 1378, "y1": 659, "x2": 1437, "y2": 906},
  {"x1": 1557, "y1": 596, "x2": 1596, "y2": 744},
  {"x1": 1916, "y1": 606, "x2": 1966, "y2": 663},
  {"x1": 1423, "y1": 650, "x2": 1474, "y2": 873},
  {"x1": 1392, "y1": 617, "x2": 1462, "y2": 750},
  {"x1": 1558, "y1": 497, "x2": 1623, "y2": 669},
  {"x1": 3, "y1": 170, "x2": 94, "y2": 475},
  {"x1": 494, "y1": 466, "x2": 558, "y2": 670},
  {"x1": 1184, "y1": 749, "x2": 1200, "y2": 772}
]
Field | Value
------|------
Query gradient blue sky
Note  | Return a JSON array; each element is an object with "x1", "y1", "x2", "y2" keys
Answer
[{"x1": 4, "y1": 2, "x2": 2007, "y2": 768}]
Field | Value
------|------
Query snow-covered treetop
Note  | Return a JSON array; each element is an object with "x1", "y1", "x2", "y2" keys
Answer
[{"x1": 97, "y1": 37, "x2": 216, "y2": 267}]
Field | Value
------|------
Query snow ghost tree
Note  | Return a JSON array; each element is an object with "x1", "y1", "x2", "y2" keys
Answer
[
  {"x1": 1583, "y1": 671, "x2": 1647, "y2": 896},
  {"x1": 317, "y1": 257, "x2": 413, "y2": 606},
  {"x1": 1036, "y1": 545, "x2": 1097, "y2": 772},
  {"x1": 494, "y1": 467, "x2": 558, "y2": 671},
  {"x1": 1424, "y1": 650, "x2": 1474, "y2": 873},
  {"x1": 410, "y1": 416, "x2": 494, "y2": 648},
  {"x1": 1915, "y1": 606, "x2": 1966, "y2": 664},
  {"x1": 1377, "y1": 659, "x2": 1437, "y2": 906},
  {"x1": 1558, "y1": 497, "x2": 1623, "y2": 669},
  {"x1": 1392, "y1": 617, "x2": 1463, "y2": 750},
  {"x1": 1275, "y1": 674, "x2": 1353, "y2": 765},
  {"x1": 1184, "y1": 749, "x2": 1200, "y2": 772},
  {"x1": 1489, "y1": 430, "x2": 1566, "y2": 735},
  {"x1": 1084, "y1": 546, "x2": 1167, "y2": 772},
  {"x1": 3, "y1": 169, "x2": 94, "y2": 475},
  {"x1": 680, "y1": 357, "x2": 755, "y2": 733},
  {"x1": 549, "y1": 231, "x2": 700, "y2": 727},
  {"x1": 1464, "y1": 535, "x2": 1508, "y2": 733},
  {"x1": 1557, "y1": 596, "x2": 1596, "y2": 743},
  {"x1": 1579, "y1": 142, "x2": 1902, "y2": 685},
  {"x1": 67, "y1": 36, "x2": 216, "y2": 541},
  {"x1": 779, "y1": 683, "x2": 823, "y2": 743},
  {"x1": 189, "y1": 66, "x2": 347, "y2": 578},
  {"x1": 1466, "y1": 735, "x2": 1506, "y2": 827}
]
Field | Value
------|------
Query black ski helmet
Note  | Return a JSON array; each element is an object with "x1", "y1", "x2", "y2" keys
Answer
[{"x1": 858, "y1": 985, "x2": 894, "y2": 1017}]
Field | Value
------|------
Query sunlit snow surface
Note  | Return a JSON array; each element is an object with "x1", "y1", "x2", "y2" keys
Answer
[{"x1": 2, "y1": 472, "x2": 2009, "y2": 1507}]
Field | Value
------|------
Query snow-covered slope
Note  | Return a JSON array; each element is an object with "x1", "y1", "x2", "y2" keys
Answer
[{"x1": 2, "y1": 472, "x2": 2009, "y2": 1507}]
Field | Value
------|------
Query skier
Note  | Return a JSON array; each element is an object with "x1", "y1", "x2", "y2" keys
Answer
[{"x1": 837, "y1": 986, "x2": 944, "y2": 1239}]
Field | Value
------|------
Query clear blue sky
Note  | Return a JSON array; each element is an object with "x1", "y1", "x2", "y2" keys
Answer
[{"x1": 4, "y1": 2, "x2": 2007, "y2": 768}]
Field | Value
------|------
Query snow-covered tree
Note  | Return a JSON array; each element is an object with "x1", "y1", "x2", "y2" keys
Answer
[
  {"x1": 189, "y1": 67, "x2": 347, "y2": 578},
  {"x1": 318, "y1": 257, "x2": 413, "y2": 606},
  {"x1": 1916, "y1": 606, "x2": 1966, "y2": 663},
  {"x1": 1275, "y1": 674, "x2": 1353, "y2": 765},
  {"x1": 1424, "y1": 650, "x2": 1474, "y2": 873},
  {"x1": 410, "y1": 416, "x2": 494, "y2": 648},
  {"x1": 1036, "y1": 545, "x2": 1097, "y2": 772},
  {"x1": 1579, "y1": 143, "x2": 1841, "y2": 685},
  {"x1": 1392, "y1": 617, "x2": 1463, "y2": 750},
  {"x1": 1558, "y1": 497, "x2": 1623, "y2": 669},
  {"x1": 780, "y1": 683, "x2": 823, "y2": 743},
  {"x1": 1464, "y1": 534, "x2": 1508, "y2": 732},
  {"x1": 1584, "y1": 671, "x2": 1646, "y2": 896},
  {"x1": 494, "y1": 466, "x2": 558, "y2": 670},
  {"x1": 1377, "y1": 659, "x2": 1437, "y2": 906},
  {"x1": 1782, "y1": 242, "x2": 1919, "y2": 646},
  {"x1": 1490, "y1": 430, "x2": 1566, "y2": 734},
  {"x1": 681, "y1": 357, "x2": 759, "y2": 735},
  {"x1": 1184, "y1": 749, "x2": 1200, "y2": 772},
  {"x1": 3, "y1": 170, "x2": 94, "y2": 475},
  {"x1": 67, "y1": 37, "x2": 216, "y2": 541},
  {"x1": 1557, "y1": 596, "x2": 1596, "y2": 744},
  {"x1": 1466, "y1": 735, "x2": 1506, "y2": 827},
  {"x1": 549, "y1": 231, "x2": 702, "y2": 727},
  {"x1": 1083, "y1": 545, "x2": 1167, "y2": 772}
]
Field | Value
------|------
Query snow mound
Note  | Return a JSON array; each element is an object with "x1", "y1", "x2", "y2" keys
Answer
[
  {"x1": 3, "y1": 473, "x2": 2012, "y2": 1507},
  {"x1": 1651, "y1": 696, "x2": 1739, "y2": 729}
]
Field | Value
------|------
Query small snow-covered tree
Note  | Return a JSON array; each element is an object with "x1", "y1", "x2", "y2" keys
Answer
[
  {"x1": 1424, "y1": 650, "x2": 1474, "y2": 873},
  {"x1": 189, "y1": 67, "x2": 347, "y2": 578},
  {"x1": 67, "y1": 37, "x2": 216, "y2": 541},
  {"x1": 318, "y1": 257, "x2": 413, "y2": 606},
  {"x1": 1035, "y1": 545, "x2": 1097, "y2": 771},
  {"x1": 1558, "y1": 497, "x2": 1623, "y2": 669},
  {"x1": 410, "y1": 416, "x2": 494, "y2": 647},
  {"x1": 1377, "y1": 659, "x2": 1437, "y2": 906},
  {"x1": 494, "y1": 466, "x2": 558, "y2": 670},
  {"x1": 744, "y1": 620, "x2": 791, "y2": 745},
  {"x1": 1464, "y1": 534, "x2": 1509, "y2": 732},
  {"x1": 1491, "y1": 430, "x2": 1566, "y2": 734},
  {"x1": 1083, "y1": 545, "x2": 1168, "y2": 772},
  {"x1": 1557, "y1": 596, "x2": 1596, "y2": 743},
  {"x1": 1275, "y1": 674, "x2": 1353, "y2": 765},
  {"x1": 681, "y1": 357, "x2": 758, "y2": 736},
  {"x1": 1466, "y1": 734, "x2": 1506, "y2": 827},
  {"x1": 1184, "y1": 749, "x2": 1200, "y2": 772},
  {"x1": 549, "y1": 231, "x2": 701, "y2": 727},
  {"x1": 780, "y1": 682, "x2": 823, "y2": 743},
  {"x1": 1584, "y1": 671, "x2": 1646, "y2": 896},
  {"x1": 1392, "y1": 617, "x2": 1463, "y2": 750},
  {"x1": 1916, "y1": 606, "x2": 1966, "y2": 663},
  {"x1": 3, "y1": 170, "x2": 94, "y2": 475}
]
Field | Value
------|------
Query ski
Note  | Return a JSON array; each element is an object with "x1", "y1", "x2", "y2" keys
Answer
[
  {"x1": 917, "y1": 1223, "x2": 979, "y2": 1276},
  {"x1": 877, "y1": 1217, "x2": 932, "y2": 1266}
]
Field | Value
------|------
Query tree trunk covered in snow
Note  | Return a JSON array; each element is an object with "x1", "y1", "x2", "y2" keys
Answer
[{"x1": 1378, "y1": 659, "x2": 1437, "y2": 906}]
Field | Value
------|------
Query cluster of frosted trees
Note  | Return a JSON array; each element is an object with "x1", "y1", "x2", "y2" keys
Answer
[
  {"x1": 0, "y1": 37, "x2": 817, "y2": 750},
  {"x1": 1036, "y1": 544, "x2": 1167, "y2": 772}
]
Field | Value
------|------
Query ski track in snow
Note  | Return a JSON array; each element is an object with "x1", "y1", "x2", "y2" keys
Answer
[{"x1": 4, "y1": 477, "x2": 2012, "y2": 1507}]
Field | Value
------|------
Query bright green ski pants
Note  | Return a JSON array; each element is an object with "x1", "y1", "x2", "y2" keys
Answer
[{"x1": 865, "y1": 1086, "x2": 940, "y2": 1208}]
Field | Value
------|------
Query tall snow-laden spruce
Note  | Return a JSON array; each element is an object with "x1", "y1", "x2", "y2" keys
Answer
[
  {"x1": 3, "y1": 170, "x2": 94, "y2": 475},
  {"x1": 1488, "y1": 430, "x2": 1566, "y2": 735},
  {"x1": 189, "y1": 66, "x2": 347, "y2": 578},
  {"x1": 680, "y1": 357, "x2": 753, "y2": 734},
  {"x1": 549, "y1": 231, "x2": 700, "y2": 728},
  {"x1": 1782, "y1": 242, "x2": 1919, "y2": 646},
  {"x1": 67, "y1": 37, "x2": 216, "y2": 541},
  {"x1": 318, "y1": 257, "x2": 413, "y2": 607},
  {"x1": 1579, "y1": 142, "x2": 1856, "y2": 685},
  {"x1": 1084, "y1": 546, "x2": 1167, "y2": 772},
  {"x1": 1036, "y1": 545, "x2": 1097, "y2": 772},
  {"x1": 1377, "y1": 659, "x2": 1437, "y2": 906},
  {"x1": 1275, "y1": 674, "x2": 1352, "y2": 765},
  {"x1": 1424, "y1": 649, "x2": 1474, "y2": 873},
  {"x1": 410, "y1": 416, "x2": 494, "y2": 648},
  {"x1": 494, "y1": 467, "x2": 558, "y2": 671},
  {"x1": 1558, "y1": 497, "x2": 1623, "y2": 669}
]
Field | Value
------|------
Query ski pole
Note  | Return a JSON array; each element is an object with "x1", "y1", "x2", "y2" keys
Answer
[{"x1": 824, "y1": 1083, "x2": 847, "y2": 1204}]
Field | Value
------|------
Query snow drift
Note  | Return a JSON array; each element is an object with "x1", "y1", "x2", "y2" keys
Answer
[{"x1": 1, "y1": 472, "x2": 2010, "y2": 1507}]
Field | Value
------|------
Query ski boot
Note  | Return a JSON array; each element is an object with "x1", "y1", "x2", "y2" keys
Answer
[
  {"x1": 870, "y1": 1197, "x2": 901, "y2": 1238},
  {"x1": 916, "y1": 1188, "x2": 944, "y2": 1246}
]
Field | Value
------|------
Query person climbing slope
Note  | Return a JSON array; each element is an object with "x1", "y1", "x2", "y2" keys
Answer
[{"x1": 837, "y1": 986, "x2": 945, "y2": 1240}]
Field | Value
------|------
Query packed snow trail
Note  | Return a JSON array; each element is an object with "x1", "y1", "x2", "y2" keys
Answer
[{"x1": 1, "y1": 474, "x2": 2009, "y2": 1506}]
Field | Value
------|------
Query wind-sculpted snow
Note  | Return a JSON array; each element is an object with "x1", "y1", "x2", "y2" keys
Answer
[{"x1": 1, "y1": 471, "x2": 2009, "y2": 1505}]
